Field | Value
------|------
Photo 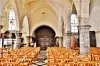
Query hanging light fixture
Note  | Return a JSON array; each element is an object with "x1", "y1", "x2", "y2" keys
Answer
[
  {"x1": 42, "y1": 7, "x2": 46, "y2": 14},
  {"x1": 42, "y1": 10, "x2": 45, "y2": 14}
]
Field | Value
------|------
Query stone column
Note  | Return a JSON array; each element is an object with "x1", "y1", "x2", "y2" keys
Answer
[
  {"x1": 0, "y1": 25, "x2": 3, "y2": 57},
  {"x1": 26, "y1": 36, "x2": 32, "y2": 47},
  {"x1": 78, "y1": 25, "x2": 91, "y2": 54},
  {"x1": 63, "y1": 12, "x2": 71, "y2": 48},
  {"x1": 59, "y1": 37, "x2": 63, "y2": 47},
  {"x1": 63, "y1": 31, "x2": 72, "y2": 48},
  {"x1": 14, "y1": 31, "x2": 21, "y2": 48},
  {"x1": 56, "y1": 36, "x2": 63, "y2": 47},
  {"x1": 77, "y1": 0, "x2": 90, "y2": 54},
  {"x1": 0, "y1": 25, "x2": 3, "y2": 48}
]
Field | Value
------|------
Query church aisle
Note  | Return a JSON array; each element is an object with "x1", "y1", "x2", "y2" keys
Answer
[{"x1": 32, "y1": 50, "x2": 47, "y2": 66}]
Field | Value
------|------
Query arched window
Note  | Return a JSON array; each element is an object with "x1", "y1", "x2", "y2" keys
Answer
[
  {"x1": 8, "y1": 9, "x2": 16, "y2": 30},
  {"x1": 71, "y1": 14, "x2": 78, "y2": 33}
]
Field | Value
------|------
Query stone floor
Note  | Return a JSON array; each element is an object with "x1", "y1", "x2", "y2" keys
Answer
[{"x1": 32, "y1": 50, "x2": 47, "y2": 66}]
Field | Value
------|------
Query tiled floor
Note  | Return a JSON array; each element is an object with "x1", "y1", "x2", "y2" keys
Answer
[{"x1": 32, "y1": 51, "x2": 47, "y2": 66}]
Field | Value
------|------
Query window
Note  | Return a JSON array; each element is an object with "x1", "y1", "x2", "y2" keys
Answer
[
  {"x1": 8, "y1": 9, "x2": 16, "y2": 30},
  {"x1": 71, "y1": 14, "x2": 78, "y2": 33}
]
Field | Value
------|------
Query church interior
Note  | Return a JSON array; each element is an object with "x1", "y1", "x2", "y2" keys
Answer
[{"x1": 0, "y1": 0, "x2": 100, "y2": 66}]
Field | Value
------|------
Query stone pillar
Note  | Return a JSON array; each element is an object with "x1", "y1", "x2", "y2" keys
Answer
[
  {"x1": 63, "y1": 13, "x2": 71, "y2": 48},
  {"x1": 78, "y1": 0, "x2": 90, "y2": 54},
  {"x1": 63, "y1": 31, "x2": 72, "y2": 48},
  {"x1": 14, "y1": 32, "x2": 21, "y2": 48},
  {"x1": 56, "y1": 36, "x2": 63, "y2": 47},
  {"x1": 59, "y1": 37, "x2": 63, "y2": 47},
  {"x1": 0, "y1": 25, "x2": 3, "y2": 48},
  {"x1": 78, "y1": 25, "x2": 91, "y2": 54},
  {"x1": 0, "y1": 25, "x2": 3, "y2": 57},
  {"x1": 26, "y1": 36, "x2": 32, "y2": 47}
]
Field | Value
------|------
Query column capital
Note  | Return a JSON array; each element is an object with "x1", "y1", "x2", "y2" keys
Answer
[
  {"x1": 55, "y1": 36, "x2": 63, "y2": 39},
  {"x1": 16, "y1": 32, "x2": 22, "y2": 36},
  {"x1": 78, "y1": 25, "x2": 91, "y2": 29},
  {"x1": 66, "y1": 31, "x2": 72, "y2": 36},
  {"x1": 64, "y1": 31, "x2": 72, "y2": 36},
  {"x1": 26, "y1": 36, "x2": 33, "y2": 38},
  {"x1": 63, "y1": 33, "x2": 67, "y2": 36},
  {"x1": 16, "y1": 31, "x2": 20, "y2": 33}
]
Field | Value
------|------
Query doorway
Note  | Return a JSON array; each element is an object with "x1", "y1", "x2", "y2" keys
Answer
[
  {"x1": 35, "y1": 26, "x2": 56, "y2": 50},
  {"x1": 89, "y1": 31, "x2": 96, "y2": 47}
]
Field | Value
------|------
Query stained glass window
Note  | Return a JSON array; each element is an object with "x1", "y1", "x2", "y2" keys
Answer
[
  {"x1": 8, "y1": 9, "x2": 16, "y2": 30},
  {"x1": 71, "y1": 14, "x2": 78, "y2": 33}
]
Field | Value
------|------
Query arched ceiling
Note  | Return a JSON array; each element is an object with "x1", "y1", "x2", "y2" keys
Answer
[
  {"x1": 29, "y1": 4, "x2": 59, "y2": 36},
  {"x1": 23, "y1": 0, "x2": 73, "y2": 17},
  {"x1": 24, "y1": 0, "x2": 61, "y2": 17},
  {"x1": 2, "y1": 0, "x2": 76, "y2": 19},
  {"x1": 0, "y1": 0, "x2": 9, "y2": 16},
  {"x1": 24, "y1": 0, "x2": 61, "y2": 5},
  {"x1": 2, "y1": 0, "x2": 74, "y2": 35},
  {"x1": 31, "y1": 2, "x2": 58, "y2": 17},
  {"x1": 4, "y1": 0, "x2": 16, "y2": 11},
  {"x1": 19, "y1": 0, "x2": 73, "y2": 36}
]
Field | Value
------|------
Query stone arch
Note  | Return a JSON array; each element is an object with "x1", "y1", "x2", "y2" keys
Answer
[
  {"x1": 34, "y1": 25, "x2": 56, "y2": 37},
  {"x1": 72, "y1": 3, "x2": 77, "y2": 14},
  {"x1": 72, "y1": 0, "x2": 80, "y2": 17},
  {"x1": 2, "y1": 0, "x2": 20, "y2": 32},
  {"x1": 32, "y1": 25, "x2": 57, "y2": 37},
  {"x1": 34, "y1": 25, "x2": 56, "y2": 50},
  {"x1": 10, "y1": 0, "x2": 20, "y2": 31}
]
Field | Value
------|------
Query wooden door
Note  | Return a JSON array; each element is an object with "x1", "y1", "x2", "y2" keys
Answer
[{"x1": 89, "y1": 31, "x2": 96, "y2": 47}]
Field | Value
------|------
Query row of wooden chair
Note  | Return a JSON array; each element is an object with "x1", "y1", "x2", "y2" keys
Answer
[
  {"x1": 47, "y1": 61, "x2": 100, "y2": 66},
  {"x1": 0, "y1": 47, "x2": 40, "y2": 66},
  {"x1": 90, "y1": 47, "x2": 100, "y2": 55},
  {"x1": 47, "y1": 47, "x2": 100, "y2": 66}
]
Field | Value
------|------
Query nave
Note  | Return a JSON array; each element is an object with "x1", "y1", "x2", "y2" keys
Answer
[{"x1": 1, "y1": 0, "x2": 100, "y2": 66}]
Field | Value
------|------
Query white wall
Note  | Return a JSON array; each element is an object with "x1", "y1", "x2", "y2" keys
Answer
[
  {"x1": 89, "y1": 0, "x2": 100, "y2": 47},
  {"x1": 29, "y1": 6, "x2": 59, "y2": 36}
]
